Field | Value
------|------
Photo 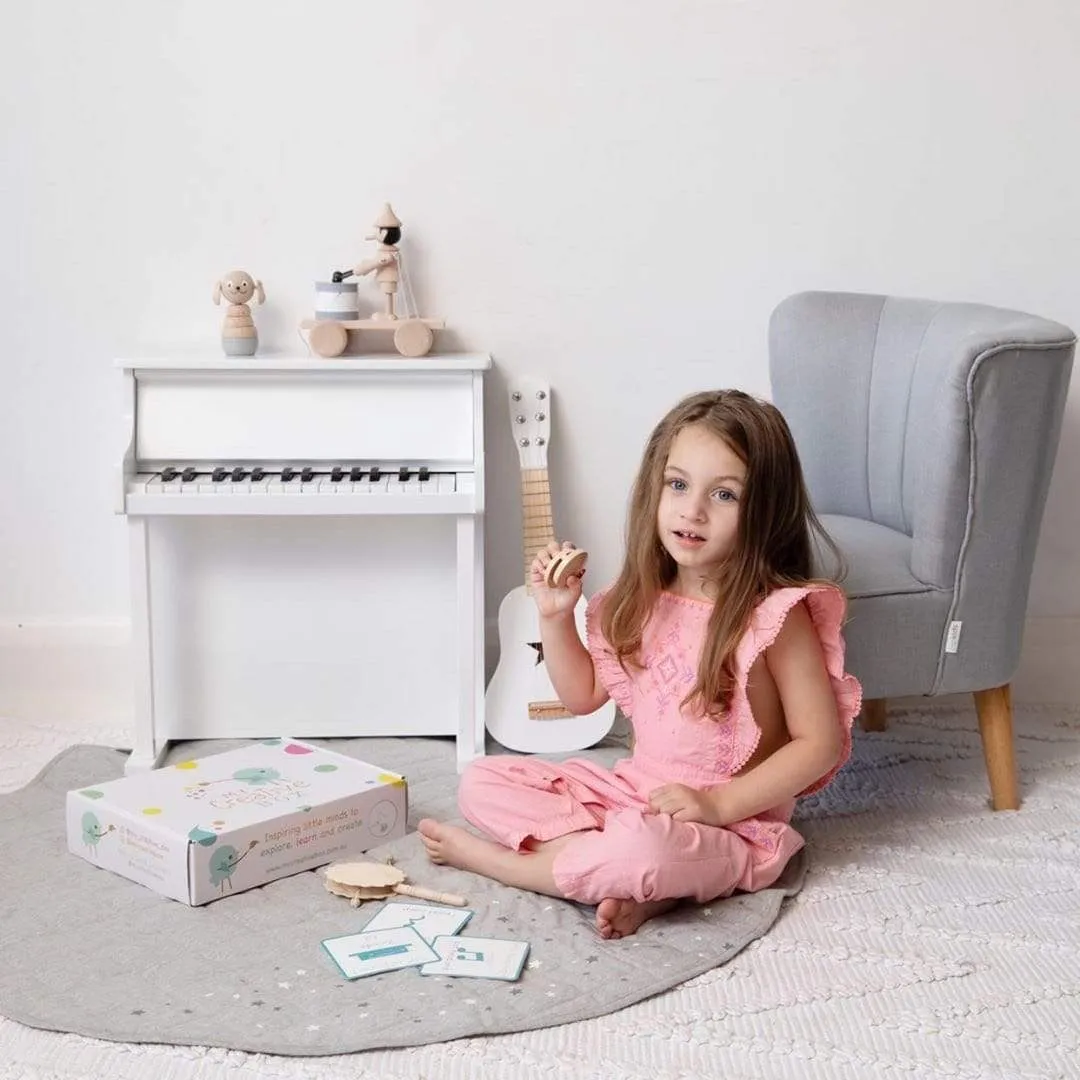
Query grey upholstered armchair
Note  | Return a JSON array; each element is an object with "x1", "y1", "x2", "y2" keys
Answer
[{"x1": 769, "y1": 291, "x2": 1075, "y2": 810}]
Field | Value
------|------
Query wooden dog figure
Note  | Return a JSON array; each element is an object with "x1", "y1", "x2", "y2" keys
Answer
[{"x1": 213, "y1": 269, "x2": 265, "y2": 356}]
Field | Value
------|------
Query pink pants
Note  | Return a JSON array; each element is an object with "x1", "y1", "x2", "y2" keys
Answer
[{"x1": 457, "y1": 755, "x2": 804, "y2": 906}]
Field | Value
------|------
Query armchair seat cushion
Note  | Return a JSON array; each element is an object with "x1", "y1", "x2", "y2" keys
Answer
[
  {"x1": 817, "y1": 515, "x2": 936, "y2": 599},
  {"x1": 815, "y1": 514, "x2": 952, "y2": 700}
]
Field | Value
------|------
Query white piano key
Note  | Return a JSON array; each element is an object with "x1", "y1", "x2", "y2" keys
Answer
[{"x1": 436, "y1": 473, "x2": 457, "y2": 494}]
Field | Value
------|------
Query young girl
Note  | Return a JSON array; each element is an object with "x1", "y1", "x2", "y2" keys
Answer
[{"x1": 419, "y1": 389, "x2": 862, "y2": 939}]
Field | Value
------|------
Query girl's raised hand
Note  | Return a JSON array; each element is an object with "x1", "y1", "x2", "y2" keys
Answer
[{"x1": 530, "y1": 541, "x2": 585, "y2": 618}]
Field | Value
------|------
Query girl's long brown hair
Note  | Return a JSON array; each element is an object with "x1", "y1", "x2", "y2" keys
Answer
[{"x1": 600, "y1": 389, "x2": 842, "y2": 718}]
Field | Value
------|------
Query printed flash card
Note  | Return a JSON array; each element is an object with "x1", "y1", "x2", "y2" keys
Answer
[
  {"x1": 361, "y1": 900, "x2": 474, "y2": 944},
  {"x1": 321, "y1": 925, "x2": 439, "y2": 980},
  {"x1": 419, "y1": 935, "x2": 530, "y2": 981}
]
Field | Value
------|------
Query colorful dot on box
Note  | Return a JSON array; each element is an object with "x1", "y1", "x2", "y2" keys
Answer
[
  {"x1": 212, "y1": 820, "x2": 226, "y2": 828},
  {"x1": 377, "y1": 773, "x2": 406, "y2": 786},
  {"x1": 174, "y1": 761, "x2": 198, "y2": 770},
  {"x1": 142, "y1": 807, "x2": 163, "y2": 816},
  {"x1": 313, "y1": 764, "x2": 337, "y2": 773},
  {"x1": 80, "y1": 790, "x2": 105, "y2": 799},
  {"x1": 284, "y1": 744, "x2": 313, "y2": 755}
]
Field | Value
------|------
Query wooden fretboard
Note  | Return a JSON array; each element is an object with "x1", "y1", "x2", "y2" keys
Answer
[{"x1": 521, "y1": 468, "x2": 555, "y2": 591}]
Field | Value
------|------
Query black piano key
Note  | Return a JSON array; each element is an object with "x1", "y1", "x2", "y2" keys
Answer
[
  {"x1": 418, "y1": 466, "x2": 430, "y2": 482},
  {"x1": 369, "y1": 467, "x2": 381, "y2": 482},
  {"x1": 231, "y1": 467, "x2": 247, "y2": 482},
  {"x1": 331, "y1": 466, "x2": 344, "y2": 482},
  {"x1": 212, "y1": 467, "x2": 227, "y2": 482},
  {"x1": 398, "y1": 466, "x2": 410, "y2": 481},
  {"x1": 161, "y1": 467, "x2": 178, "y2": 482},
  {"x1": 250, "y1": 467, "x2": 266, "y2": 482},
  {"x1": 350, "y1": 466, "x2": 364, "y2": 482},
  {"x1": 301, "y1": 467, "x2": 315, "y2": 483},
  {"x1": 181, "y1": 467, "x2": 197, "y2": 482},
  {"x1": 281, "y1": 467, "x2": 296, "y2": 482}
]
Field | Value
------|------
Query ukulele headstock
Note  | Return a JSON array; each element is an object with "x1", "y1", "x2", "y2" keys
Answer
[{"x1": 507, "y1": 377, "x2": 551, "y2": 471}]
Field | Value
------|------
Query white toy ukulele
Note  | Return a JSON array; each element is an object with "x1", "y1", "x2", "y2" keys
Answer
[{"x1": 485, "y1": 378, "x2": 616, "y2": 753}]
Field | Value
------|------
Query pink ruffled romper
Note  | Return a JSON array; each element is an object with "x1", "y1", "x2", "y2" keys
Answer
[{"x1": 458, "y1": 585, "x2": 862, "y2": 905}]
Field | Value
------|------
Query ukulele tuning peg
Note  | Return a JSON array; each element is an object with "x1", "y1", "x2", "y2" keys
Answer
[
  {"x1": 519, "y1": 437, "x2": 530, "y2": 447},
  {"x1": 511, "y1": 391, "x2": 522, "y2": 402},
  {"x1": 535, "y1": 390, "x2": 547, "y2": 400},
  {"x1": 534, "y1": 412, "x2": 546, "y2": 422}
]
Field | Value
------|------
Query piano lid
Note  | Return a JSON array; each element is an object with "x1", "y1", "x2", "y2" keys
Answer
[{"x1": 123, "y1": 355, "x2": 491, "y2": 466}]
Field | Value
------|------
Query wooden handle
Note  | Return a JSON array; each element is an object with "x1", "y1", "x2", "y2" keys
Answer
[{"x1": 393, "y1": 883, "x2": 468, "y2": 907}]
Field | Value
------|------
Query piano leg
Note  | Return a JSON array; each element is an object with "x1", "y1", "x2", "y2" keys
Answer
[
  {"x1": 126, "y1": 517, "x2": 168, "y2": 773},
  {"x1": 456, "y1": 514, "x2": 486, "y2": 772}
]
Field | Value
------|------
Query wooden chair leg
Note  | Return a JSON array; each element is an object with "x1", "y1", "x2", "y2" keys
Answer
[
  {"x1": 860, "y1": 698, "x2": 888, "y2": 732},
  {"x1": 973, "y1": 684, "x2": 1019, "y2": 811}
]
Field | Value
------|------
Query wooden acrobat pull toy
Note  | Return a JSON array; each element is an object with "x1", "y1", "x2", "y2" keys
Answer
[
  {"x1": 324, "y1": 859, "x2": 467, "y2": 907},
  {"x1": 545, "y1": 548, "x2": 588, "y2": 589}
]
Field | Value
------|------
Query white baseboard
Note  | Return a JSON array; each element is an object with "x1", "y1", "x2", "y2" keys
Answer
[{"x1": 3, "y1": 615, "x2": 1079, "y2": 739}]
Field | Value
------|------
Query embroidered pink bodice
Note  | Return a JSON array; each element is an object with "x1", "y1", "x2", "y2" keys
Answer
[{"x1": 585, "y1": 585, "x2": 862, "y2": 798}]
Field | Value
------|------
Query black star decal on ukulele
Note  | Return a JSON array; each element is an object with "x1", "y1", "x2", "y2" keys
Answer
[{"x1": 528, "y1": 641, "x2": 545, "y2": 665}]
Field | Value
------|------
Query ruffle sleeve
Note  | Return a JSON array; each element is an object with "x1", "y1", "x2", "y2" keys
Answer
[
  {"x1": 729, "y1": 584, "x2": 862, "y2": 796},
  {"x1": 584, "y1": 589, "x2": 634, "y2": 716}
]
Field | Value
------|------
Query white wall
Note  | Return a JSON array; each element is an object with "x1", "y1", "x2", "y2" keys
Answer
[{"x1": 2, "y1": 0, "x2": 1079, "y2": 727}]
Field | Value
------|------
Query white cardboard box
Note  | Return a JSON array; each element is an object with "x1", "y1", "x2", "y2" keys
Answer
[{"x1": 66, "y1": 738, "x2": 407, "y2": 905}]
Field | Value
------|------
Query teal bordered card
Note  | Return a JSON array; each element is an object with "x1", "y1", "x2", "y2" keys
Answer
[
  {"x1": 419, "y1": 935, "x2": 530, "y2": 981},
  {"x1": 360, "y1": 900, "x2": 474, "y2": 944},
  {"x1": 321, "y1": 924, "x2": 439, "y2": 980}
]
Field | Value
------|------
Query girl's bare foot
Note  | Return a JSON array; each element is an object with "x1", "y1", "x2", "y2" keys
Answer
[
  {"x1": 417, "y1": 818, "x2": 564, "y2": 898},
  {"x1": 418, "y1": 818, "x2": 505, "y2": 874},
  {"x1": 595, "y1": 897, "x2": 679, "y2": 939}
]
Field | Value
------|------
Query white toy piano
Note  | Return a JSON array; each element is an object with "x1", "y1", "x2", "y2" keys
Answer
[{"x1": 117, "y1": 353, "x2": 491, "y2": 773}]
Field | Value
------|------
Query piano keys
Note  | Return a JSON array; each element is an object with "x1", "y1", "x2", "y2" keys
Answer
[
  {"x1": 131, "y1": 463, "x2": 470, "y2": 512},
  {"x1": 117, "y1": 353, "x2": 491, "y2": 775}
]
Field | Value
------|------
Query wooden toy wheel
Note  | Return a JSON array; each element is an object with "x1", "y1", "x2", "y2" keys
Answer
[
  {"x1": 310, "y1": 321, "x2": 349, "y2": 358},
  {"x1": 394, "y1": 320, "x2": 434, "y2": 357}
]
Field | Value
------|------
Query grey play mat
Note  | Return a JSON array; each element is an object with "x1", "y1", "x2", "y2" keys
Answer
[{"x1": 0, "y1": 736, "x2": 805, "y2": 1055}]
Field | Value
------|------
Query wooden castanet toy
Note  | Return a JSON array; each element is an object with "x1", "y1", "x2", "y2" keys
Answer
[
  {"x1": 545, "y1": 547, "x2": 588, "y2": 589},
  {"x1": 323, "y1": 859, "x2": 467, "y2": 907}
]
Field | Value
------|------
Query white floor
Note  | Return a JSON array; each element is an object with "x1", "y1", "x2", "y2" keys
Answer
[{"x1": 2, "y1": 707, "x2": 1079, "y2": 1080}]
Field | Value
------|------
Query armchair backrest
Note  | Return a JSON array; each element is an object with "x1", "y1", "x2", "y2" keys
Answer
[{"x1": 769, "y1": 291, "x2": 1075, "y2": 593}]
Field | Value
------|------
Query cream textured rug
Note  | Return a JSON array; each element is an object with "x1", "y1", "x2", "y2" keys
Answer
[{"x1": 1, "y1": 705, "x2": 1078, "y2": 1079}]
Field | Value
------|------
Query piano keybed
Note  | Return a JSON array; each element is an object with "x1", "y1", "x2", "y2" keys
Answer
[{"x1": 126, "y1": 463, "x2": 476, "y2": 515}]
